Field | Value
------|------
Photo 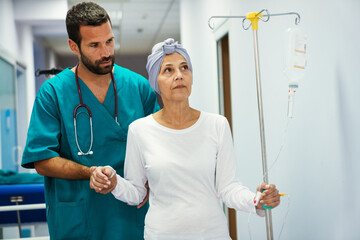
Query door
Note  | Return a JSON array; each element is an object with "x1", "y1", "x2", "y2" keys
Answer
[{"x1": 217, "y1": 34, "x2": 237, "y2": 239}]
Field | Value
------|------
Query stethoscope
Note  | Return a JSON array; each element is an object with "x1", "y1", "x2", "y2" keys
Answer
[{"x1": 73, "y1": 64, "x2": 119, "y2": 156}]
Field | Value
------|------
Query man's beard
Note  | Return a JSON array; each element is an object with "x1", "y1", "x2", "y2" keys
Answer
[{"x1": 80, "y1": 51, "x2": 115, "y2": 75}]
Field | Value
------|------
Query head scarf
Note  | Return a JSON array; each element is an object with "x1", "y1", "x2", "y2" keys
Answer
[{"x1": 146, "y1": 38, "x2": 193, "y2": 95}]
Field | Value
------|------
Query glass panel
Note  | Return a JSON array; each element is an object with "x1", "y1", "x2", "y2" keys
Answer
[
  {"x1": 16, "y1": 63, "x2": 27, "y2": 172},
  {"x1": 0, "y1": 56, "x2": 18, "y2": 171}
]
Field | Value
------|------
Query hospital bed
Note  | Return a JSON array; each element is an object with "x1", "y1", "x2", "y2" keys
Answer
[{"x1": 0, "y1": 171, "x2": 48, "y2": 239}]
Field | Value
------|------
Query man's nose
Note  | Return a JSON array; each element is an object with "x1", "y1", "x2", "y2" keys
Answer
[{"x1": 100, "y1": 44, "x2": 110, "y2": 57}]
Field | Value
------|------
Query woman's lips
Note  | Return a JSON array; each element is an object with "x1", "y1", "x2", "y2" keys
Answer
[{"x1": 173, "y1": 85, "x2": 185, "y2": 89}]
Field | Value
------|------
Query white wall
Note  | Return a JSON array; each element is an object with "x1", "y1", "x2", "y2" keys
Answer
[
  {"x1": 180, "y1": 0, "x2": 231, "y2": 113},
  {"x1": 0, "y1": 0, "x2": 18, "y2": 57},
  {"x1": 16, "y1": 24, "x2": 36, "y2": 124},
  {"x1": 0, "y1": 0, "x2": 36, "y2": 125},
  {"x1": 180, "y1": 0, "x2": 360, "y2": 239}
]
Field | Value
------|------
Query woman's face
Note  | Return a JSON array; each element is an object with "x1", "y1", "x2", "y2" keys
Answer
[{"x1": 157, "y1": 53, "x2": 192, "y2": 102}]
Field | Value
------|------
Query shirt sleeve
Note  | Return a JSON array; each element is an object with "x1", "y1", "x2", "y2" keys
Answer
[
  {"x1": 21, "y1": 86, "x2": 61, "y2": 169},
  {"x1": 111, "y1": 126, "x2": 147, "y2": 205},
  {"x1": 215, "y1": 117, "x2": 264, "y2": 216}
]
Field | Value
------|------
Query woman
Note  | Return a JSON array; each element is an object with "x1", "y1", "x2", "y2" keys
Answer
[{"x1": 90, "y1": 38, "x2": 280, "y2": 240}]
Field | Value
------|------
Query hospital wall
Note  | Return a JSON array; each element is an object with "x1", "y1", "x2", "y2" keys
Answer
[
  {"x1": 0, "y1": 0, "x2": 57, "y2": 172},
  {"x1": 180, "y1": 0, "x2": 360, "y2": 239},
  {"x1": 0, "y1": 0, "x2": 26, "y2": 171},
  {"x1": 0, "y1": 0, "x2": 37, "y2": 124}
]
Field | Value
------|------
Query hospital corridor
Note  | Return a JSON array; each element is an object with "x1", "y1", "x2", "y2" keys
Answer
[{"x1": 0, "y1": 0, "x2": 359, "y2": 239}]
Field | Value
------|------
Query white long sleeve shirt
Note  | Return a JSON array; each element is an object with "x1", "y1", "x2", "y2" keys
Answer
[{"x1": 112, "y1": 112, "x2": 263, "y2": 240}]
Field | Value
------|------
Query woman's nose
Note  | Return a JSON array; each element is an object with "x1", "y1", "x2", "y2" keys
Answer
[{"x1": 174, "y1": 69, "x2": 183, "y2": 80}]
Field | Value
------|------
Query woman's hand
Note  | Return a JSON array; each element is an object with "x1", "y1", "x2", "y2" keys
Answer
[
  {"x1": 90, "y1": 166, "x2": 117, "y2": 194},
  {"x1": 255, "y1": 183, "x2": 280, "y2": 210}
]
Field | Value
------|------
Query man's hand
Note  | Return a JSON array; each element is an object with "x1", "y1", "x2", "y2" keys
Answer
[{"x1": 90, "y1": 166, "x2": 117, "y2": 194}]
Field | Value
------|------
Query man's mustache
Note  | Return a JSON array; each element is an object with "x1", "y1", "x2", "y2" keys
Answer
[{"x1": 97, "y1": 56, "x2": 113, "y2": 64}]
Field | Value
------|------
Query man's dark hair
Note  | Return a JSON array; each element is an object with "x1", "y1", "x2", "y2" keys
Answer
[{"x1": 66, "y1": 2, "x2": 112, "y2": 48}]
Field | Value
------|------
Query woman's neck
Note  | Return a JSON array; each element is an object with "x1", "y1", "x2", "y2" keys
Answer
[{"x1": 154, "y1": 101, "x2": 200, "y2": 129}]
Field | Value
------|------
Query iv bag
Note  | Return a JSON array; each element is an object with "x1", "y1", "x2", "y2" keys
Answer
[{"x1": 284, "y1": 27, "x2": 307, "y2": 88}]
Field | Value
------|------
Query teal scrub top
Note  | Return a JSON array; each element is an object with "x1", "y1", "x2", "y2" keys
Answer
[{"x1": 22, "y1": 64, "x2": 159, "y2": 240}]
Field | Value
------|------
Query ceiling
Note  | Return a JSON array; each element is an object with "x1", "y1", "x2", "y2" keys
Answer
[{"x1": 15, "y1": 0, "x2": 180, "y2": 56}]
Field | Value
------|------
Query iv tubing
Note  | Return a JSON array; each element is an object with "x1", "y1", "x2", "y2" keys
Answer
[{"x1": 248, "y1": 118, "x2": 291, "y2": 240}]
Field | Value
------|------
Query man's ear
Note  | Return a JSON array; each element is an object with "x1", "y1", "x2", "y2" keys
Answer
[{"x1": 68, "y1": 39, "x2": 80, "y2": 55}]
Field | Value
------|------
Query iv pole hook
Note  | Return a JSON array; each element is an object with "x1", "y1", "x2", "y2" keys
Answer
[{"x1": 208, "y1": 10, "x2": 301, "y2": 30}]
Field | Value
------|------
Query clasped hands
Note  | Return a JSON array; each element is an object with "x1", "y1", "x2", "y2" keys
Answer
[{"x1": 89, "y1": 166, "x2": 149, "y2": 208}]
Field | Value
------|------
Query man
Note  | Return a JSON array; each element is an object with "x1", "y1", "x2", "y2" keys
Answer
[{"x1": 22, "y1": 2, "x2": 159, "y2": 239}]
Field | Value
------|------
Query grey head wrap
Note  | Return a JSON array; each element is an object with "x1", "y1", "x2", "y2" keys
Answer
[{"x1": 146, "y1": 38, "x2": 193, "y2": 95}]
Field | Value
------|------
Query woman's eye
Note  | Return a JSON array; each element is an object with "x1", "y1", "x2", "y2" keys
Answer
[
  {"x1": 182, "y1": 65, "x2": 189, "y2": 70},
  {"x1": 164, "y1": 68, "x2": 171, "y2": 73}
]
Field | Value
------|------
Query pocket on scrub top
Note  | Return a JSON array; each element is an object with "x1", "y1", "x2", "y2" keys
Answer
[{"x1": 54, "y1": 199, "x2": 89, "y2": 239}]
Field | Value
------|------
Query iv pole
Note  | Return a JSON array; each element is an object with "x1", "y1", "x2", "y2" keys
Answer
[{"x1": 208, "y1": 9, "x2": 301, "y2": 240}]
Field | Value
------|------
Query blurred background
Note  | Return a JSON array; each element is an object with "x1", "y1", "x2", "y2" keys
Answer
[{"x1": 0, "y1": 0, "x2": 359, "y2": 239}]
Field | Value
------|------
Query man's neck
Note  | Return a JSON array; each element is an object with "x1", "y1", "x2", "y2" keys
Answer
[
  {"x1": 72, "y1": 63, "x2": 113, "y2": 104},
  {"x1": 76, "y1": 63, "x2": 111, "y2": 85}
]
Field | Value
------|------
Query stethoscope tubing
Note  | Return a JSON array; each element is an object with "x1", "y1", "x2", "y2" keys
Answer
[
  {"x1": 73, "y1": 64, "x2": 118, "y2": 155},
  {"x1": 74, "y1": 114, "x2": 94, "y2": 156}
]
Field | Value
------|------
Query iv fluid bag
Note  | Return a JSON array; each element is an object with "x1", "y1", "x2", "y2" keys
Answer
[{"x1": 284, "y1": 27, "x2": 307, "y2": 87}]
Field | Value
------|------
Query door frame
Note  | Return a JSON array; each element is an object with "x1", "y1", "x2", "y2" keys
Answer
[{"x1": 213, "y1": 19, "x2": 238, "y2": 240}]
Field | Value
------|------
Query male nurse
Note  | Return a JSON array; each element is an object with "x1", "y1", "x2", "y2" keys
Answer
[{"x1": 21, "y1": 2, "x2": 159, "y2": 239}]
